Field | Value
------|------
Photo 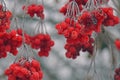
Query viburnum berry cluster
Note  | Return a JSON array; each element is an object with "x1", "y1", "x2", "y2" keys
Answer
[
  {"x1": 78, "y1": 7, "x2": 119, "y2": 33},
  {"x1": 31, "y1": 34, "x2": 54, "y2": 57},
  {"x1": 0, "y1": 4, "x2": 12, "y2": 32},
  {"x1": 0, "y1": 31, "x2": 22, "y2": 58},
  {"x1": 22, "y1": 2, "x2": 54, "y2": 57},
  {"x1": 5, "y1": 58, "x2": 43, "y2": 80},
  {"x1": 16, "y1": 27, "x2": 54, "y2": 57},
  {"x1": 56, "y1": 0, "x2": 120, "y2": 59},
  {"x1": 27, "y1": 18, "x2": 54, "y2": 57},
  {"x1": 101, "y1": 7, "x2": 119, "y2": 26},
  {"x1": 24, "y1": 4, "x2": 44, "y2": 19},
  {"x1": 0, "y1": 3, "x2": 23, "y2": 58},
  {"x1": 56, "y1": 18, "x2": 94, "y2": 59},
  {"x1": 114, "y1": 67, "x2": 120, "y2": 80}
]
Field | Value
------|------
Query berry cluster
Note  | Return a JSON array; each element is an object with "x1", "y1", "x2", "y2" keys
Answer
[
  {"x1": 16, "y1": 28, "x2": 54, "y2": 57},
  {"x1": 115, "y1": 39, "x2": 120, "y2": 50},
  {"x1": 31, "y1": 34, "x2": 54, "y2": 57},
  {"x1": 56, "y1": 18, "x2": 94, "y2": 59},
  {"x1": 16, "y1": 27, "x2": 54, "y2": 57},
  {"x1": 0, "y1": 30, "x2": 22, "y2": 58},
  {"x1": 24, "y1": 4, "x2": 44, "y2": 19},
  {"x1": 78, "y1": 7, "x2": 119, "y2": 33},
  {"x1": 114, "y1": 67, "x2": 120, "y2": 80},
  {"x1": 23, "y1": 3, "x2": 54, "y2": 57},
  {"x1": 5, "y1": 58, "x2": 43, "y2": 80},
  {"x1": 101, "y1": 7, "x2": 120, "y2": 26},
  {"x1": 56, "y1": 0, "x2": 120, "y2": 59},
  {"x1": 0, "y1": 4, "x2": 12, "y2": 32},
  {"x1": 78, "y1": 9, "x2": 105, "y2": 33},
  {"x1": 65, "y1": 37, "x2": 94, "y2": 59},
  {"x1": 0, "y1": 4, "x2": 23, "y2": 58}
]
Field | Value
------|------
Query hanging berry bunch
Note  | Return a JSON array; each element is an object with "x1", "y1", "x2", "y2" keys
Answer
[
  {"x1": 0, "y1": 31, "x2": 21, "y2": 58},
  {"x1": 0, "y1": 1, "x2": 23, "y2": 58},
  {"x1": 5, "y1": 59, "x2": 43, "y2": 80},
  {"x1": 23, "y1": 0, "x2": 54, "y2": 57},
  {"x1": 56, "y1": 18, "x2": 94, "y2": 59},
  {"x1": 23, "y1": 3, "x2": 44, "y2": 19},
  {"x1": 56, "y1": 0, "x2": 120, "y2": 59},
  {"x1": 4, "y1": 1, "x2": 45, "y2": 79},
  {"x1": 56, "y1": 0, "x2": 94, "y2": 59},
  {"x1": 0, "y1": 1, "x2": 12, "y2": 32},
  {"x1": 5, "y1": 44, "x2": 43, "y2": 80},
  {"x1": 100, "y1": 7, "x2": 119, "y2": 26},
  {"x1": 78, "y1": 0, "x2": 119, "y2": 32},
  {"x1": 30, "y1": 20, "x2": 54, "y2": 57}
]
